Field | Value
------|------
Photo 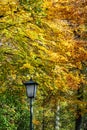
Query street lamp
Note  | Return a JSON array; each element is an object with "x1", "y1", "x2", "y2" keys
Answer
[{"x1": 23, "y1": 78, "x2": 38, "y2": 130}]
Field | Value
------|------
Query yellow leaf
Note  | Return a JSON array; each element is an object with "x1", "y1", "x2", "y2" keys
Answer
[{"x1": 20, "y1": 63, "x2": 32, "y2": 69}]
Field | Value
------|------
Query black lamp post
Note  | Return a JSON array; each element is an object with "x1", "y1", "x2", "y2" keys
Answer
[{"x1": 23, "y1": 78, "x2": 38, "y2": 130}]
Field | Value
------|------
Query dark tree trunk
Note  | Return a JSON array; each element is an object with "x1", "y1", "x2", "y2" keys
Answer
[
  {"x1": 75, "y1": 87, "x2": 83, "y2": 130},
  {"x1": 75, "y1": 109, "x2": 82, "y2": 130},
  {"x1": 42, "y1": 108, "x2": 45, "y2": 130}
]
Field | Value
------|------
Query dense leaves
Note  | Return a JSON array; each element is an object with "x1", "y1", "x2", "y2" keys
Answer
[{"x1": 0, "y1": 0, "x2": 87, "y2": 130}]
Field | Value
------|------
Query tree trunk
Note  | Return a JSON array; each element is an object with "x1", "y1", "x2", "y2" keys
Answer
[
  {"x1": 55, "y1": 105, "x2": 60, "y2": 130},
  {"x1": 75, "y1": 109, "x2": 82, "y2": 130},
  {"x1": 75, "y1": 87, "x2": 83, "y2": 130}
]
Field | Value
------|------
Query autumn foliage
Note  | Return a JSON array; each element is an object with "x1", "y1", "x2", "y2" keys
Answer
[{"x1": 0, "y1": 0, "x2": 87, "y2": 129}]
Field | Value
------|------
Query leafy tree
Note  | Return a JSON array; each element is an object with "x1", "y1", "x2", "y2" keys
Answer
[
  {"x1": 43, "y1": 0, "x2": 87, "y2": 130},
  {"x1": 0, "y1": 0, "x2": 87, "y2": 130}
]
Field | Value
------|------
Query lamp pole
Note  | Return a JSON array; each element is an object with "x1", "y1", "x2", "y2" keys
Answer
[
  {"x1": 23, "y1": 78, "x2": 38, "y2": 130},
  {"x1": 30, "y1": 98, "x2": 33, "y2": 130}
]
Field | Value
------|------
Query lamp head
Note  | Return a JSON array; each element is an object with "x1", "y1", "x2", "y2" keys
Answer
[{"x1": 23, "y1": 78, "x2": 38, "y2": 98}]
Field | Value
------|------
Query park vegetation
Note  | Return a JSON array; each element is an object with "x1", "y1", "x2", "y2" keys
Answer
[{"x1": 0, "y1": 0, "x2": 87, "y2": 130}]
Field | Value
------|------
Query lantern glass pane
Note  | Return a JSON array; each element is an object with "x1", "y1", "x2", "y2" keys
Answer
[
  {"x1": 26, "y1": 85, "x2": 35, "y2": 98},
  {"x1": 34, "y1": 85, "x2": 37, "y2": 97}
]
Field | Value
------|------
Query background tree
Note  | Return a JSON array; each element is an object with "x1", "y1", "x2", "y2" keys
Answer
[{"x1": 0, "y1": 0, "x2": 87, "y2": 130}]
